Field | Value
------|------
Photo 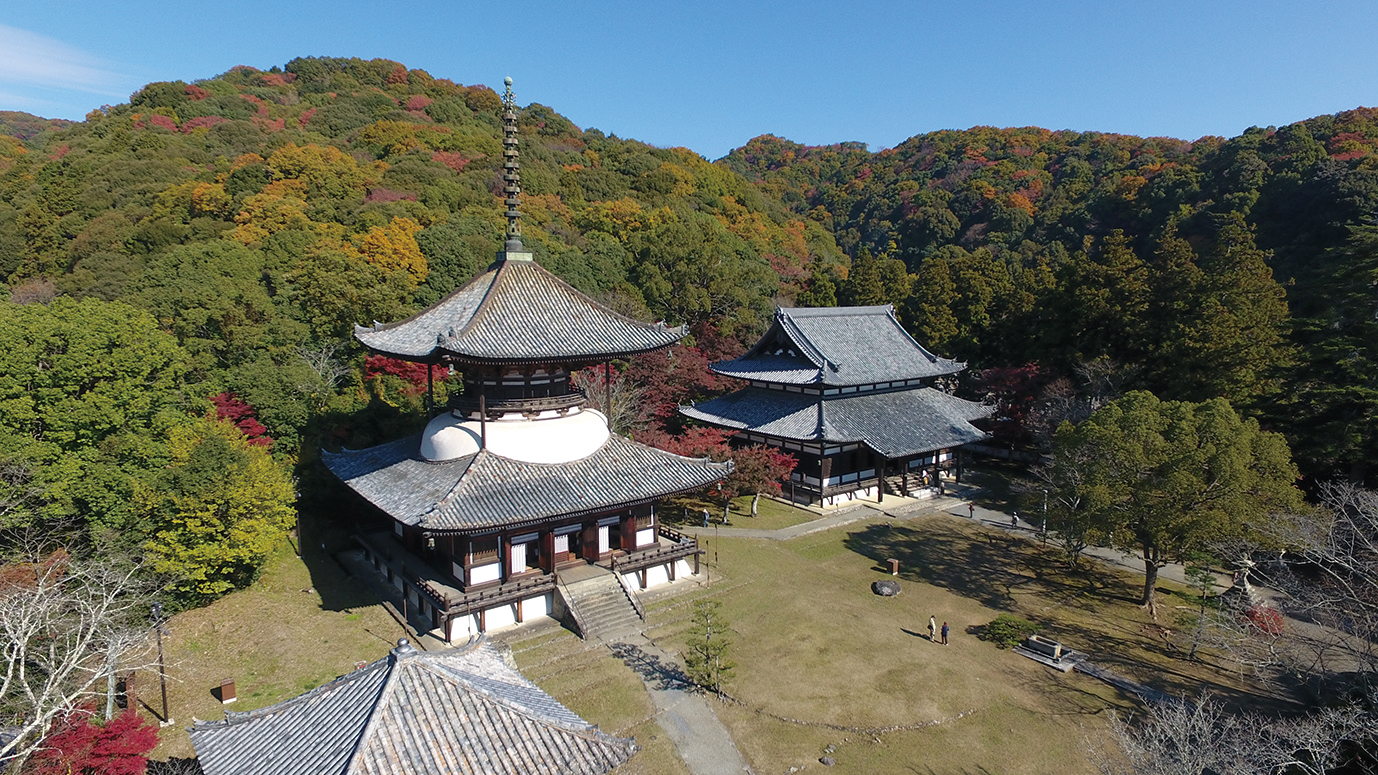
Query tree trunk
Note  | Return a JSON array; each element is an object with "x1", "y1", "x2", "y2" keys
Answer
[{"x1": 1142, "y1": 561, "x2": 1160, "y2": 620}]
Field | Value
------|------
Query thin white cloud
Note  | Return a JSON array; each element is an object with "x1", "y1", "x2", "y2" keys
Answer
[{"x1": 0, "y1": 25, "x2": 125, "y2": 97}]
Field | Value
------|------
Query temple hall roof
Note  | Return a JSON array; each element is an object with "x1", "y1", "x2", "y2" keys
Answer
[
  {"x1": 710, "y1": 305, "x2": 964, "y2": 386},
  {"x1": 354, "y1": 255, "x2": 684, "y2": 365},
  {"x1": 680, "y1": 386, "x2": 990, "y2": 458},
  {"x1": 191, "y1": 637, "x2": 635, "y2": 775},
  {"x1": 322, "y1": 432, "x2": 731, "y2": 533}
]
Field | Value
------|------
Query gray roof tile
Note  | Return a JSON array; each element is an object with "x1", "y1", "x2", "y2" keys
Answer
[
  {"x1": 680, "y1": 386, "x2": 990, "y2": 458},
  {"x1": 192, "y1": 638, "x2": 634, "y2": 775},
  {"x1": 322, "y1": 434, "x2": 731, "y2": 532},
  {"x1": 355, "y1": 256, "x2": 683, "y2": 364},
  {"x1": 711, "y1": 306, "x2": 964, "y2": 386}
]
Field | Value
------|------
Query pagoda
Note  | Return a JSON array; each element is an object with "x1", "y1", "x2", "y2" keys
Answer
[
  {"x1": 680, "y1": 305, "x2": 989, "y2": 506},
  {"x1": 324, "y1": 79, "x2": 728, "y2": 641}
]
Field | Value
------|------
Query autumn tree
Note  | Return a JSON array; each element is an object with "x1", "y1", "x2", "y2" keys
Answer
[
  {"x1": 138, "y1": 418, "x2": 296, "y2": 604},
  {"x1": 24, "y1": 710, "x2": 159, "y2": 775},
  {"x1": 0, "y1": 548, "x2": 157, "y2": 768}
]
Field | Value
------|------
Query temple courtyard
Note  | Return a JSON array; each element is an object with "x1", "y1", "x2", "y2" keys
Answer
[{"x1": 147, "y1": 479, "x2": 1284, "y2": 774}]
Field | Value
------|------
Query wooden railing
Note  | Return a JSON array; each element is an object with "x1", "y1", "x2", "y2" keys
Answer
[
  {"x1": 451, "y1": 388, "x2": 587, "y2": 417},
  {"x1": 443, "y1": 573, "x2": 557, "y2": 617},
  {"x1": 611, "y1": 526, "x2": 700, "y2": 574},
  {"x1": 355, "y1": 532, "x2": 555, "y2": 618}
]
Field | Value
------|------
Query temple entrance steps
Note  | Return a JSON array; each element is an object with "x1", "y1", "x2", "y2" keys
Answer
[
  {"x1": 558, "y1": 567, "x2": 644, "y2": 641},
  {"x1": 882, "y1": 473, "x2": 933, "y2": 499}
]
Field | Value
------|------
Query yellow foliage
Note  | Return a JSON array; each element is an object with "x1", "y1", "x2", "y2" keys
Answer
[
  {"x1": 659, "y1": 163, "x2": 698, "y2": 197},
  {"x1": 191, "y1": 182, "x2": 231, "y2": 218},
  {"x1": 577, "y1": 197, "x2": 649, "y2": 240},
  {"x1": 1007, "y1": 192, "x2": 1035, "y2": 216},
  {"x1": 0, "y1": 136, "x2": 26, "y2": 159},
  {"x1": 230, "y1": 180, "x2": 312, "y2": 246},
  {"x1": 266, "y1": 143, "x2": 383, "y2": 199},
  {"x1": 360, "y1": 120, "x2": 428, "y2": 156},
  {"x1": 355, "y1": 216, "x2": 427, "y2": 288},
  {"x1": 1114, "y1": 174, "x2": 1147, "y2": 201}
]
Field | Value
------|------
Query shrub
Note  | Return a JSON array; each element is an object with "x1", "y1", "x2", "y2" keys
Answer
[
  {"x1": 1244, "y1": 605, "x2": 1285, "y2": 636},
  {"x1": 979, "y1": 613, "x2": 1039, "y2": 649}
]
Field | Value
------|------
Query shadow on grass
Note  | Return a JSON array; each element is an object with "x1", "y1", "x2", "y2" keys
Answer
[
  {"x1": 608, "y1": 641, "x2": 691, "y2": 692},
  {"x1": 843, "y1": 520, "x2": 1130, "y2": 613},
  {"x1": 844, "y1": 515, "x2": 1295, "y2": 712}
]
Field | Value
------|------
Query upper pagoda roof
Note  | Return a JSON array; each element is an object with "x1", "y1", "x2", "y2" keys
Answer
[
  {"x1": 191, "y1": 636, "x2": 635, "y2": 775},
  {"x1": 711, "y1": 305, "x2": 964, "y2": 386},
  {"x1": 354, "y1": 254, "x2": 684, "y2": 365},
  {"x1": 322, "y1": 430, "x2": 730, "y2": 534}
]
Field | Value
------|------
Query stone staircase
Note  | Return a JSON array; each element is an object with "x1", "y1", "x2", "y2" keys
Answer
[{"x1": 559, "y1": 570, "x2": 644, "y2": 641}]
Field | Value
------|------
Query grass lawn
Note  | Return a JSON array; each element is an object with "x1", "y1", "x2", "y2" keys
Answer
[
  {"x1": 145, "y1": 487, "x2": 1281, "y2": 773},
  {"x1": 663, "y1": 493, "x2": 819, "y2": 532},
  {"x1": 643, "y1": 510, "x2": 1280, "y2": 774},
  {"x1": 147, "y1": 542, "x2": 403, "y2": 760}
]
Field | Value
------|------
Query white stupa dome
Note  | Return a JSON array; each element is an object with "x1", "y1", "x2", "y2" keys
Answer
[{"x1": 420, "y1": 407, "x2": 611, "y2": 464}]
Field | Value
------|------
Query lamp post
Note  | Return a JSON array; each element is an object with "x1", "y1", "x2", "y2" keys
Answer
[
  {"x1": 1041, "y1": 488, "x2": 1049, "y2": 544},
  {"x1": 150, "y1": 602, "x2": 172, "y2": 726}
]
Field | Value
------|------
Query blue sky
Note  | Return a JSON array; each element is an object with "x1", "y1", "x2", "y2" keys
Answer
[{"x1": 3, "y1": 1, "x2": 1377, "y2": 159}]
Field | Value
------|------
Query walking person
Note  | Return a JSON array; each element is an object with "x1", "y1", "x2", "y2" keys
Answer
[
  {"x1": 1011, "y1": 511, "x2": 1018, "y2": 528},
  {"x1": 928, "y1": 615, "x2": 937, "y2": 642},
  {"x1": 968, "y1": 502, "x2": 975, "y2": 519},
  {"x1": 941, "y1": 621, "x2": 950, "y2": 645}
]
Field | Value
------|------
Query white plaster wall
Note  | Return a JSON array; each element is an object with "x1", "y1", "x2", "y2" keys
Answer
[
  {"x1": 449, "y1": 613, "x2": 479, "y2": 641},
  {"x1": 636, "y1": 528, "x2": 654, "y2": 547},
  {"x1": 521, "y1": 593, "x2": 553, "y2": 620},
  {"x1": 485, "y1": 603, "x2": 519, "y2": 631},
  {"x1": 644, "y1": 563, "x2": 670, "y2": 587},
  {"x1": 675, "y1": 558, "x2": 695, "y2": 578},
  {"x1": 620, "y1": 570, "x2": 641, "y2": 590},
  {"x1": 470, "y1": 561, "x2": 501, "y2": 585}
]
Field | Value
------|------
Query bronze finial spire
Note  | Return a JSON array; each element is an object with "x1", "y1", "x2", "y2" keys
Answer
[{"x1": 502, "y1": 76, "x2": 523, "y2": 252}]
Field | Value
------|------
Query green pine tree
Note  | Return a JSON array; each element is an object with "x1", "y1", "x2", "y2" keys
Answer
[{"x1": 682, "y1": 599, "x2": 734, "y2": 697}]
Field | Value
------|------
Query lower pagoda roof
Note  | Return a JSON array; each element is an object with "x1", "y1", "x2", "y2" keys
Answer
[
  {"x1": 191, "y1": 637, "x2": 635, "y2": 775},
  {"x1": 680, "y1": 386, "x2": 991, "y2": 459},
  {"x1": 323, "y1": 432, "x2": 730, "y2": 533}
]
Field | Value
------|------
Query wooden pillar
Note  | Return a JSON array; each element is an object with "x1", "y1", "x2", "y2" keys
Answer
[
  {"x1": 878, "y1": 456, "x2": 887, "y2": 503},
  {"x1": 427, "y1": 362, "x2": 437, "y2": 417},
  {"x1": 499, "y1": 534, "x2": 509, "y2": 583},
  {"x1": 479, "y1": 393, "x2": 487, "y2": 449},
  {"x1": 542, "y1": 531, "x2": 555, "y2": 573},
  {"x1": 955, "y1": 448, "x2": 963, "y2": 483},
  {"x1": 820, "y1": 456, "x2": 832, "y2": 497},
  {"x1": 478, "y1": 607, "x2": 486, "y2": 632},
  {"x1": 604, "y1": 361, "x2": 612, "y2": 418}
]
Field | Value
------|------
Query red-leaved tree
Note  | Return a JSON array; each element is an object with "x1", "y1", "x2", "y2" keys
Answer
[
  {"x1": 25, "y1": 710, "x2": 158, "y2": 775},
  {"x1": 210, "y1": 391, "x2": 272, "y2": 448},
  {"x1": 363, "y1": 355, "x2": 449, "y2": 397},
  {"x1": 639, "y1": 427, "x2": 795, "y2": 519}
]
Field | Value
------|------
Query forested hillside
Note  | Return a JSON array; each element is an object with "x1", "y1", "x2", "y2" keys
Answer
[
  {"x1": 0, "y1": 56, "x2": 1375, "y2": 603},
  {"x1": 725, "y1": 118, "x2": 1378, "y2": 483}
]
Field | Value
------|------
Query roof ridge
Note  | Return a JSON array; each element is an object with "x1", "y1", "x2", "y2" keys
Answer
[
  {"x1": 342, "y1": 646, "x2": 415, "y2": 775},
  {"x1": 448, "y1": 256, "x2": 517, "y2": 344},
  {"x1": 775, "y1": 309, "x2": 831, "y2": 372},
  {"x1": 355, "y1": 263, "x2": 499, "y2": 339}
]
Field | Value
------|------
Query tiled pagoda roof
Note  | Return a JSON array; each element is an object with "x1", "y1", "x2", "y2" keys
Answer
[
  {"x1": 191, "y1": 637, "x2": 635, "y2": 775},
  {"x1": 710, "y1": 305, "x2": 964, "y2": 386},
  {"x1": 354, "y1": 254, "x2": 684, "y2": 365},
  {"x1": 322, "y1": 433, "x2": 730, "y2": 533},
  {"x1": 680, "y1": 386, "x2": 990, "y2": 458}
]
